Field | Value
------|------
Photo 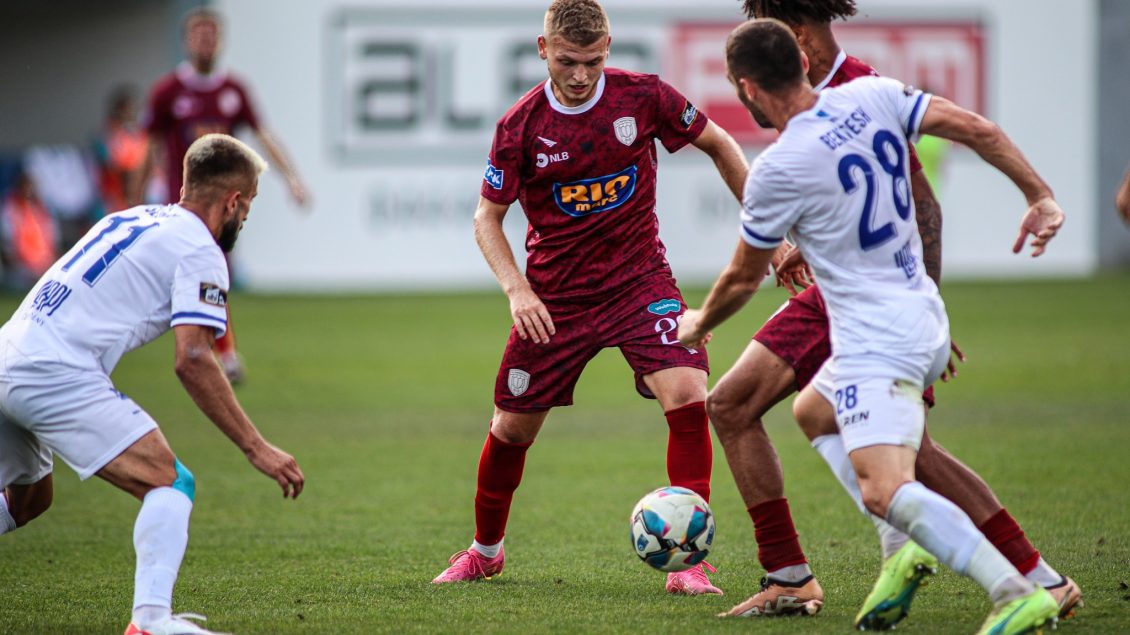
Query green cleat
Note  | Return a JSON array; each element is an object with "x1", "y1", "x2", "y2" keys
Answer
[
  {"x1": 976, "y1": 587, "x2": 1058, "y2": 635},
  {"x1": 854, "y1": 542, "x2": 938, "y2": 630}
]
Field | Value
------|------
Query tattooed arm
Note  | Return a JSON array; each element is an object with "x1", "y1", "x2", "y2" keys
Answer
[{"x1": 911, "y1": 169, "x2": 943, "y2": 286}]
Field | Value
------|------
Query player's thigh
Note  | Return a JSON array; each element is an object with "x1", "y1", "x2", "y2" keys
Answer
[
  {"x1": 610, "y1": 276, "x2": 709, "y2": 405},
  {"x1": 751, "y1": 285, "x2": 832, "y2": 390},
  {"x1": 793, "y1": 377, "x2": 838, "y2": 442},
  {"x1": 709, "y1": 339, "x2": 797, "y2": 425},
  {"x1": 494, "y1": 303, "x2": 601, "y2": 413},
  {"x1": 3, "y1": 373, "x2": 158, "y2": 483},
  {"x1": 6, "y1": 473, "x2": 54, "y2": 525},
  {"x1": 0, "y1": 411, "x2": 53, "y2": 492}
]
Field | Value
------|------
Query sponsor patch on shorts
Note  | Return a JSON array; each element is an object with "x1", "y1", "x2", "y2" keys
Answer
[
  {"x1": 199, "y1": 283, "x2": 228, "y2": 307},
  {"x1": 647, "y1": 298, "x2": 682, "y2": 315}
]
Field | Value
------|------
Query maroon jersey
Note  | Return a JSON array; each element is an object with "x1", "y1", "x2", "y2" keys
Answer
[
  {"x1": 822, "y1": 52, "x2": 924, "y2": 174},
  {"x1": 143, "y1": 62, "x2": 261, "y2": 202},
  {"x1": 482, "y1": 68, "x2": 708, "y2": 303}
]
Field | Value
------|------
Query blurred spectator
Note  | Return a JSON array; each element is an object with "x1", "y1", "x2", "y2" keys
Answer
[
  {"x1": 1, "y1": 171, "x2": 59, "y2": 289},
  {"x1": 1117, "y1": 166, "x2": 1130, "y2": 224},
  {"x1": 23, "y1": 145, "x2": 100, "y2": 251},
  {"x1": 93, "y1": 85, "x2": 149, "y2": 213}
]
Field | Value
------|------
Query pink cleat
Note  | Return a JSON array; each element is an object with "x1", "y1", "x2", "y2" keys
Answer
[
  {"x1": 666, "y1": 561, "x2": 723, "y2": 595},
  {"x1": 431, "y1": 547, "x2": 505, "y2": 584}
]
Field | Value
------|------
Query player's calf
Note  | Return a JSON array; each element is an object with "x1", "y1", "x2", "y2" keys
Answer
[{"x1": 2, "y1": 475, "x2": 54, "y2": 530}]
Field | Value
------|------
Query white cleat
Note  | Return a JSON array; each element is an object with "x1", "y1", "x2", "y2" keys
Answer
[{"x1": 124, "y1": 612, "x2": 232, "y2": 635}]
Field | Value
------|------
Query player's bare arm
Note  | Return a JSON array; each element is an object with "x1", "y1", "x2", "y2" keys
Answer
[
  {"x1": 918, "y1": 95, "x2": 1063, "y2": 257},
  {"x1": 472, "y1": 196, "x2": 555, "y2": 344},
  {"x1": 255, "y1": 128, "x2": 309, "y2": 208},
  {"x1": 1116, "y1": 167, "x2": 1130, "y2": 224},
  {"x1": 911, "y1": 170, "x2": 944, "y2": 284},
  {"x1": 173, "y1": 323, "x2": 304, "y2": 498},
  {"x1": 690, "y1": 120, "x2": 749, "y2": 202},
  {"x1": 677, "y1": 239, "x2": 776, "y2": 349}
]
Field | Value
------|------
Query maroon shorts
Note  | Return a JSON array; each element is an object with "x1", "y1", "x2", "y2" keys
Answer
[
  {"x1": 753, "y1": 285, "x2": 935, "y2": 407},
  {"x1": 494, "y1": 274, "x2": 709, "y2": 413}
]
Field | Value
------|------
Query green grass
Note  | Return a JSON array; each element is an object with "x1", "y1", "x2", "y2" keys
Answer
[{"x1": 0, "y1": 275, "x2": 1128, "y2": 634}]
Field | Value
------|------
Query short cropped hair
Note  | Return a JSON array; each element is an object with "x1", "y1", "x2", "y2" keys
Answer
[
  {"x1": 544, "y1": 0, "x2": 609, "y2": 46},
  {"x1": 182, "y1": 134, "x2": 267, "y2": 199},
  {"x1": 740, "y1": 0, "x2": 857, "y2": 24},
  {"x1": 183, "y1": 7, "x2": 222, "y2": 36},
  {"x1": 726, "y1": 19, "x2": 807, "y2": 92}
]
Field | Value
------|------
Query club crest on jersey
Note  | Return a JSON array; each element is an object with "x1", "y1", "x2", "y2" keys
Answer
[
  {"x1": 613, "y1": 116, "x2": 637, "y2": 146},
  {"x1": 553, "y1": 165, "x2": 638, "y2": 218},
  {"x1": 199, "y1": 283, "x2": 228, "y2": 308},
  {"x1": 484, "y1": 159, "x2": 504, "y2": 190},
  {"x1": 680, "y1": 101, "x2": 699, "y2": 129},
  {"x1": 508, "y1": 369, "x2": 530, "y2": 396}
]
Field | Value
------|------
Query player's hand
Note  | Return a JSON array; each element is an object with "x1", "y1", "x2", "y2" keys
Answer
[
  {"x1": 288, "y1": 177, "x2": 310, "y2": 209},
  {"x1": 509, "y1": 286, "x2": 555, "y2": 344},
  {"x1": 772, "y1": 243, "x2": 813, "y2": 296},
  {"x1": 676, "y1": 309, "x2": 712, "y2": 349},
  {"x1": 939, "y1": 340, "x2": 966, "y2": 383},
  {"x1": 245, "y1": 439, "x2": 305, "y2": 499},
  {"x1": 1013, "y1": 197, "x2": 1064, "y2": 257}
]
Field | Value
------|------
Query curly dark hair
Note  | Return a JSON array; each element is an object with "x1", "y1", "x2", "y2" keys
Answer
[{"x1": 739, "y1": 0, "x2": 857, "y2": 24}]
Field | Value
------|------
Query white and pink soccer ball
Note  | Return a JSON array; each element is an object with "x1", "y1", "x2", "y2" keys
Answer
[{"x1": 630, "y1": 486, "x2": 715, "y2": 572}]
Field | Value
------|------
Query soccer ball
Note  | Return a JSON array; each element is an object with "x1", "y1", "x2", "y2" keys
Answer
[{"x1": 629, "y1": 486, "x2": 714, "y2": 572}]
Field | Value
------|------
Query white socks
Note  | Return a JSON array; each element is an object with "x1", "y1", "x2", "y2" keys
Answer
[
  {"x1": 811, "y1": 435, "x2": 909, "y2": 559},
  {"x1": 766, "y1": 563, "x2": 814, "y2": 584},
  {"x1": 0, "y1": 492, "x2": 17, "y2": 534},
  {"x1": 132, "y1": 487, "x2": 193, "y2": 626},
  {"x1": 471, "y1": 539, "x2": 502, "y2": 559},
  {"x1": 886, "y1": 482, "x2": 1033, "y2": 604},
  {"x1": 1026, "y1": 558, "x2": 1063, "y2": 588}
]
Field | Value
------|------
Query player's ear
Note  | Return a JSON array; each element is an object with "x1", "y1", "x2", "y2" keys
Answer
[
  {"x1": 537, "y1": 35, "x2": 548, "y2": 60},
  {"x1": 800, "y1": 50, "x2": 810, "y2": 75}
]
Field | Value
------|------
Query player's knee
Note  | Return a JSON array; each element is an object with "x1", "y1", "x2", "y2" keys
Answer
[
  {"x1": 857, "y1": 477, "x2": 896, "y2": 519},
  {"x1": 705, "y1": 383, "x2": 749, "y2": 434},
  {"x1": 10, "y1": 482, "x2": 54, "y2": 527},
  {"x1": 171, "y1": 458, "x2": 195, "y2": 502}
]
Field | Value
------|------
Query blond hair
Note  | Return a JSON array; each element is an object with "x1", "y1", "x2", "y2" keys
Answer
[
  {"x1": 182, "y1": 134, "x2": 267, "y2": 199},
  {"x1": 544, "y1": 0, "x2": 609, "y2": 46}
]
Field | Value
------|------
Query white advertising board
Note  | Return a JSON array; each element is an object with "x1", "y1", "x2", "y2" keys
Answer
[{"x1": 217, "y1": 0, "x2": 1096, "y2": 291}]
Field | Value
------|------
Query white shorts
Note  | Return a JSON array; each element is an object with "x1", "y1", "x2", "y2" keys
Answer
[
  {"x1": 0, "y1": 371, "x2": 158, "y2": 485},
  {"x1": 811, "y1": 344, "x2": 949, "y2": 453}
]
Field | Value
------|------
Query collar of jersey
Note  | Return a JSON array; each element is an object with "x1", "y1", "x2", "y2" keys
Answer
[
  {"x1": 812, "y1": 49, "x2": 847, "y2": 92},
  {"x1": 176, "y1": 61, "x2": 230, "y2": 92},
  {"x1": 543, "y1": 73, "x2": 606, "y2": 115}
]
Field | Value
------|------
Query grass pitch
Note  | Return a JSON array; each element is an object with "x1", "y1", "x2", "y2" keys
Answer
[{"x1": 0, "y1": 275, "x2": 1128, "y2": 634}]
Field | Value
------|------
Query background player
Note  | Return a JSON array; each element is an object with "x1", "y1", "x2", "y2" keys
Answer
[
  {"x1": 1117, "y1": 165, "x2": 1130, "y2": 223},
  {"x1": 137, "y1": 8, "x2": 309, "y2": 384},
  {"x1": 680, "y1": 18, "x2": 1064, "y2": 633},
  {"x1": 704, "y1": 0, "x2": 1080, "y2": 621},
  {"x1": 431, "y1": 0, "x2": 748, "y2": 595},
  {"x1": 0, "y1": 134, "x2": 304, "y2": 635}
]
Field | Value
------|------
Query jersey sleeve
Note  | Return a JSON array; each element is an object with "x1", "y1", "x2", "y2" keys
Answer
[
  {"x1": 480, "y1": 119, "x2": 521, "y2": 205},
  {"x1": 654, "y1": 78, "x2": 708, "y2": 153},
  {"x1": 142, "y1": 81, "x2": 173, "y2": 135},
  {"x1": 170, "y1": 244, "x2": 230, "y2": 337},
  {"x1": 740, "y1": 158, "x2": 802, "y2": 250},
  {"x1": 875, "y1": 77, "x2": 933, "y2": 144},
  {"x1": 233, "y1": 78, "x2": 262, "y2": 130}
]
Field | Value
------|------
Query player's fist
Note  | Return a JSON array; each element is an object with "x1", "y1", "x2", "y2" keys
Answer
[
  {"x1": 676, "y1": 309, "x2": 711, "y2": 350},
  {"x1": 1013, "y1": 197, "x2": 1064, "y2": 257}
]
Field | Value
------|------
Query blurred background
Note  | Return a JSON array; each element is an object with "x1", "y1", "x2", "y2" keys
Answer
[{"x1": 1, "y1": 0, "x2": 1128, "y2": 293}]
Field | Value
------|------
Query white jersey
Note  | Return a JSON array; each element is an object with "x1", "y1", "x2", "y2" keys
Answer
[
  {"x1": 0, "y1": 204, "x2": 229, "y2": 375},
  {"x1": 741, "y1": 76, "x2": 946, "y2": 357}
]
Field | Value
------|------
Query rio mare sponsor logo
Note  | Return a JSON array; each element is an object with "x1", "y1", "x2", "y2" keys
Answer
[
  {"x1": 199, "y1": 282, "x2": 228, "y2": 308},
  {"x1": 553, "y1": 165, "x2": 638, "y2": 218},
  {"x1": 484, "y1": 159, "x2": 504, "y2": 190},
  {"x1": 31, "y1": 280, "x2": 72, "y2": 317}
]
